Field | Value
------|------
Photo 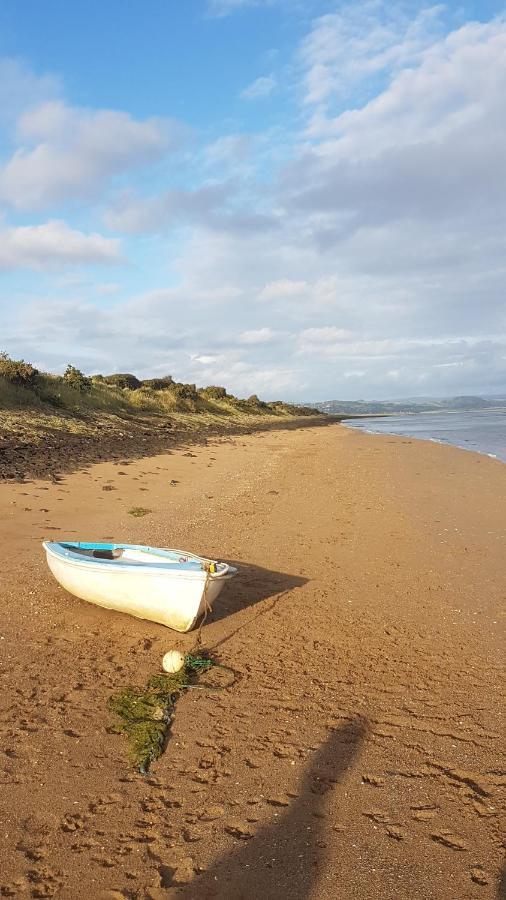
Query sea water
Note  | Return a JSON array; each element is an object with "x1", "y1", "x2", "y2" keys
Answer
[{"x1": 343, "y1": 409, "x2": 506, "y2": 462}]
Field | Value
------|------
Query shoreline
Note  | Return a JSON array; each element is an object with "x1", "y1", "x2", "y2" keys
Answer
[
  {"x1": 0, "y1": 423, "x2": 504, "y2": 898},
  {"x1": 342, "y1": 413, "x2": 506, "y2": 463}
]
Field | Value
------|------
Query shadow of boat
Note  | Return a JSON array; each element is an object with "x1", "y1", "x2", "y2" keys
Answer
[{"x1": 207, "y1": 560, "x2": 308, "y2": 625}]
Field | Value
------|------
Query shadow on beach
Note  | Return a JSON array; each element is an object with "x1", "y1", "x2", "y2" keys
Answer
[
  {"x1": 498, "y1": 859, "x2": 506, "y2": 899},
  {"x1": 207, "y1": 561, "x2": 308, "y2": 626},
  {"x1": 0, "y1": 413, "x2": 335, "y2": 482},
  {"x1": 177, "y1": 716, "x2": 369, "y2": 900}
]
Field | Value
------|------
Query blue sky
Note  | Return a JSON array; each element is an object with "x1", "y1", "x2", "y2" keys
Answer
[{"x1": 0, "y1": 0, "x2": 505, "y2": 400}]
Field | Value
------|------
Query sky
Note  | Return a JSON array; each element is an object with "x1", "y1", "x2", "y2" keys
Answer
[{"x1": 0, "y1": 0, "x2": 505, "y2": 401}]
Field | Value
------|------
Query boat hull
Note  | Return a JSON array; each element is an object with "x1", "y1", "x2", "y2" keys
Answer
[{"x1": 43, "y1": 544, "x2": 235, "y2": 632}]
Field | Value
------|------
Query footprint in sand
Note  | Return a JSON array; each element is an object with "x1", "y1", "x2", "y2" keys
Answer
[
  {"x1": 0, "y1": 876, "x2": 29, "y2": 896},
  {"x1": 155, "y1": 857, "x2": 196, "y2": 888},
  {"x1": 70, "y1": 837, "x2": 100, "y2": 853},
  {"x1": 363, "y1": 809, "x2": 406, "y2": 841},
  {"x1": 183, "y1": 825, "x2": 204, "y2": 843},
  {"x1": 362, "y1": 773, "x2": 385, "y2": 787},
  {"x1": 60, "y1": 813, "x2": 87, "y2": 833},
  {"x1": 25, "y1": 865, "x2": 63, "y2": 898},
  {"x1": 385, "y1": 825, "x2": 405, "y2": 841},
  {"x1": 412, "y1": 809, "x2": 438, "y2": 822},
  {"x1": 470, "y1": 865, "x2": 490, "y2": 886},
  {"x1": 225, "y1": 820, "x2": 254, "y2": 840},
  {"x1": 16, "y1": 838, "x2": 48, "y2": 862},
  {"x1": 430, "y1": 830, "x2": 468, "y2": 851},
  {"x1": 95, "y1": 890, "x2": 130, "y2": 899}
]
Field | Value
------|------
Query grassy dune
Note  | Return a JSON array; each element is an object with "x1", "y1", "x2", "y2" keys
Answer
[
  {"x1": 0, "y1": 354, "x2": 317, "y2": 420},
  {"x1": 0, "y1": 354, "x2": 323, "y2": 478}
]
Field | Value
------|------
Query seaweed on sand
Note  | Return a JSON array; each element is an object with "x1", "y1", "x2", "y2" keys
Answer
[
  {"x1": 127, "y1": 506, "x2": 152, "y2": 517},
  {"x1": 108, "y1": 654, "x2": 216, "y2": 773}
]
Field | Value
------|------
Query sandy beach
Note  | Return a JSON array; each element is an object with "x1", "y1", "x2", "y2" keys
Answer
[{"x1": 0, "y1": 423, "x2": 504, "y2": 899}]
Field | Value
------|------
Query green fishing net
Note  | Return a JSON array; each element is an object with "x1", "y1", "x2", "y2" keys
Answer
[{"x1": 108, "y1": 653, "x2": 222, "y2": 773}]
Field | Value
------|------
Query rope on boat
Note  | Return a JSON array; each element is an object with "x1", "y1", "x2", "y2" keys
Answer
[{"x1": 192, "y1": 570, "x2": 212, "y2": 652}]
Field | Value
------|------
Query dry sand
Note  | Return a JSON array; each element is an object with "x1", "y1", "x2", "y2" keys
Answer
[{"x1": 0, "y1": 423, "x2": 504, "y2": 899}]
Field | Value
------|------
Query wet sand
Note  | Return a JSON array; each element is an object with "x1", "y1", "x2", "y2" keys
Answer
[{"x1": 0, "y1": 424, "x2": 504, "y2": 899}]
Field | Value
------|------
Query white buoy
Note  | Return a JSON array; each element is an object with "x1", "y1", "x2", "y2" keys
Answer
[{"x1": 162, "y1": 650, "x2": 185, "y2": 673}]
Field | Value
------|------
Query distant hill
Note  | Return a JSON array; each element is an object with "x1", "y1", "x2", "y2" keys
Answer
[{"x1": 310, "y1": 395, "x2": 506, "y2": 415}]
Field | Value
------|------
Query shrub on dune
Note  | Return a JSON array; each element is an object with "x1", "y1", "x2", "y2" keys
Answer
[
  {"x1": 103, "y1": 373, "x2": 142, "y2": 390},
  {"x1": 0, "y1": 351, "x2": 39, "y2": 389},
  {"x1": 63, "y1": 364, "x2": 92, "y2": 393}
]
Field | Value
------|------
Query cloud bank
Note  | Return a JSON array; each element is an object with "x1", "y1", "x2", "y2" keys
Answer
[
  {"x1": 1, "y1": 3, "x2": 505, "y2": 400},
  {"x1": 0, "y1": 221, "x2": 121, "y2": 270}
]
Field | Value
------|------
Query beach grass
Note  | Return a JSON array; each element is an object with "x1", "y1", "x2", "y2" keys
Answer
[{"x1": 0, "y1": 352, "x2": 318, "y2": 425}]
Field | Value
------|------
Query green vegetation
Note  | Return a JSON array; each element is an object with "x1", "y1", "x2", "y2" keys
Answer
[
  {"x1": 0, "y1": 351, "x2": 319, "y2": 419},
  {"x1": 101, "y1": 373, "x2": 141, "y2": 390},
  {"x1": 0, "y1": 352, "x2": 39, "y2": 389},
  {"x1": 63, "y1": 364, "x2": 92, "y2": 393},
  {"x1": 128, "y1": 507, "x2": 152, "y2": 517},
  {"x1": 108, "y1": 670, "x2": 187, "y2": 773},
  {"x1": 0, "y1": 352, "x2": 323, "y2": 480},
  {"x1": 108, "y1": 654, "x2": 215, "y2": 772}
]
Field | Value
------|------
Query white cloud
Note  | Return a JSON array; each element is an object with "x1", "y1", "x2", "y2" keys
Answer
[
  {"x1": 103, "y1": 183, "x2": 232, "y2": 234},
  {"x1": 0, "y1": 100, "x2": 176, "y2": 211},
  {"x1": 3, "y1": 292, "x2": 302, "y2": 396},
  {"x1": 0, "y1": 58, "x2": 61, "y2": 122},
  {"x1": 2, "y1": 12, "x2": 505, "y2": 400},
  {"x1": 103, "y1": 183, "x2": 278, "y2": 236},
  {"x1": 297, "y1": 334, "x2": 506, "y2": 361},
  {"x1": 300, "y1": 2, "x2": 444, "y2": 109},
  {"x1": 0, "y1": 220, "x2": 121, "y2": 270},
  {"x1": 344, "y1": 370, "x2": 366, "y2": 379},
  {"x1": 293, "y1": 15, "x2": 506, "y2": 259},
  {"x1": 239, "y1": 327, "x2": 276, "y2": 343},
  {"x1": 189, "y1": 353, "x2": 299, "y2": 395},
  {"x1": 241, "y1": 75, "x2": 277, "y2": 99},
  {"x1": 298, "y1": 326, "x2": 351, "y2": 347},
  {"x1": 192, "y1": 354, "x2": 224, "y2": 365},
  {"x1": 258, "y1": 278, "x2": 309, "y2": 302},
  {"x1": 204, "y1": 134, "x2": 253, "y2": 167},
  {"x1": 257, "y1": 276, "x2": 345, "y2": 308},
  {"x1": 96, "y1": 282, "x2": 121, "y2": 295},
  {"x1": 273, "y1": 16, "x2": 506, "y2": 383},
  {"x1": 304, "y1": 17, "x2": 506, "y2": 156}
]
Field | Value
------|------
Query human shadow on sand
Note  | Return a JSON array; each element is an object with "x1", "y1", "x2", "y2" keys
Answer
[
  {"x1": 177, "y1": 716, "x2": 369, "y2": 900},
  {"x1": 498, "y1": 859, "x2": 506, "y2": 899},
  {"x1": 206, "y1": 561, "x2": 308, "y2": 626}
]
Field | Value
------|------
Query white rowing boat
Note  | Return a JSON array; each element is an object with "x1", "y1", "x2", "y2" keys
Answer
[{"x1": 42, "y1": 541, "x2": 237, "y2": 632}]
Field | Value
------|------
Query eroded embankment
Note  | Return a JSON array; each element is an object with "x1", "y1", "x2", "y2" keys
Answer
[{"x1": 0, "y1": 411, "x2": 332, "y2": 481}]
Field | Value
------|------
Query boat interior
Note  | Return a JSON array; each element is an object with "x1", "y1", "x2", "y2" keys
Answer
[
  {"x1": 65, "y1": 545, "x2": 125, "y2": 560},
  {"x1": 59, "y1": 543, "x2": 213, "y2": 570}
]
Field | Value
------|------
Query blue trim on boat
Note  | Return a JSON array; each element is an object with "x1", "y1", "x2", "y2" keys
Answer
[
  {"x1": 44, "y1": 541, "x2": 208, "y2": 573},
  {"x1": 62, "y1": 541, "x2": 192, "y2": 560}
]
